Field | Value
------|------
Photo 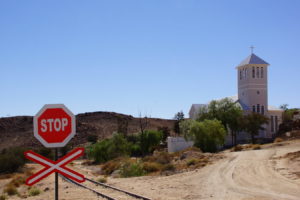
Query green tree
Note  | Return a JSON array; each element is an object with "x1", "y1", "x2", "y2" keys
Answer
[
  {"x1": 140, "y1": 130, "x2": 163, "y2": 155},
  {"x1": 243, "y1": 112, "x2": 269, "y2": 144},
  {"x1": 186, "y1": 119, "x2": 226, "y2": 152},
  {"x1": 226, "y1": 106, "x2": 245, "y2": 146},
  {"x1": 174, "y1": 111, "x2": 185, "y2": 135}
]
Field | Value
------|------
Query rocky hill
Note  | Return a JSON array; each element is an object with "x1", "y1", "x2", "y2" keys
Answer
[{"x1": 0, "y1": 112, "x2": 175, "y2": 150}]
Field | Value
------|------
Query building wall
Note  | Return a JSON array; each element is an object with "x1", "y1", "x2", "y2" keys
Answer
[{"x1": 167, "y1": 137, "x2": 194, "y2": 153}]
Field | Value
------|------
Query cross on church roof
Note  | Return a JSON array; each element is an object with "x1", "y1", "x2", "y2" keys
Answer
[{"x1": 250, "y1": 45, "x2": 255, "y2": 54}]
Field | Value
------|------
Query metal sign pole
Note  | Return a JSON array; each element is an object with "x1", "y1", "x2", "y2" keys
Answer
[{"x1": 55, "y1": 148, "x2": 58, "y2": 200}]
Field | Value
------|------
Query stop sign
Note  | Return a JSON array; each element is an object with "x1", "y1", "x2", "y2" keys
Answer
[{"x1": 33, "y1": 104, "x2": 76, "y2": 148}]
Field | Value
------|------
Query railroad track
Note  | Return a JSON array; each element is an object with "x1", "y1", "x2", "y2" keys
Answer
[{"x1": 60, "y1": 175, "x2": 151, "y2": 200}]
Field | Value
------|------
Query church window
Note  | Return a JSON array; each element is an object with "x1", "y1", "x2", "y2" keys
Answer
[
  {"x1": 245, "y1": 68, "x2": 248, "y2": 79},
  {"x1": 252, "y1": 67, "x2": 255, "y2": 78},
  {"x1": 261, "y1": 67, "x2": 264, "y2": 78},
  {"x1": 257, "y1": 104, "x2": 260, "y2": 113},
  {"x1": 256, "y1": 67, "x2": 259, "y2": 78},
  {"x1": 275, "y1": 116, "x2": 278, "y2": 132},
  {"x1": 257, "y1": 91, "x2": 260, "y2": 95},
  {"x1": 240, "y1": 70, "x2": 242, "y2": 80},
  {"x1": 271, "y1": 116, "x2": 274, "y2": 132},
  {"x1": 253, "y1": 105, "x2": 256, "y2": 112},
  {"x1": 262, "y1": 106, "x2": 265, "y2": 115}
]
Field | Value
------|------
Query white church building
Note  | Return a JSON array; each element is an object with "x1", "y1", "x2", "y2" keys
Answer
[{"x1": 189, "y1": 53, "x2": 283, "y2": 145}]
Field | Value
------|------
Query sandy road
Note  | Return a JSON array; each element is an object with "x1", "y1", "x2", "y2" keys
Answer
[{"x1": 110, "y1": 141, "x2": 300, "y2": 200}]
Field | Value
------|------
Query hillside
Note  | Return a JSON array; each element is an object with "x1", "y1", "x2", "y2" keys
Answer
[{"x1": 0, "y1": 112, "x2": 175, "y2": 150}]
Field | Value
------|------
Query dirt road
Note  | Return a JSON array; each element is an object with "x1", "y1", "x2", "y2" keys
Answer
[{"x1": 110, "y1": 141, "x2": 300, "y2": 200}]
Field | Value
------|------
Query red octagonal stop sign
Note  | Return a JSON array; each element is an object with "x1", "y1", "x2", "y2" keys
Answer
[{"x1": 34, "y1": 104, "x2": 76, "y2": 148}]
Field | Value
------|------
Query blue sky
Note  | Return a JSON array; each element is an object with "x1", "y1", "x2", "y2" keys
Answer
[{"x1": 1, "y1": 0, "x2": 299, "y2": 119}]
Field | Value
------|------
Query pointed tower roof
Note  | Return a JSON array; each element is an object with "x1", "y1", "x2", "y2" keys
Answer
[{"x1": 237, "y1": 53, "x2": 269, "y2": 67}]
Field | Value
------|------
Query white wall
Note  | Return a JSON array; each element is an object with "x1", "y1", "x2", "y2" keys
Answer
[{"x1": 167, "y1": 137, "x2": 194, "y2": 153}]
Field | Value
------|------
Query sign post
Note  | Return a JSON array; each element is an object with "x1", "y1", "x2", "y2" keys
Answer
[{"x1": 26, "y1": 104, "x2": 84, "y2": 200}]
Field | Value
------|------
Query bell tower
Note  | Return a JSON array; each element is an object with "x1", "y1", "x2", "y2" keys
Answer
[{"x1": 237, "y1": 51, "x2": 269, "y2": 119}]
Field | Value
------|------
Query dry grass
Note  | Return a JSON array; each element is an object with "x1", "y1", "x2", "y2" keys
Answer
[
  {"x1": 0, "y1": 194, "x2": 7, "y2": 200},
  {"x1": 4, "y1": 185, "x2": 18, "y2": 196},
  {"x1": 28, "y1": 187, "x2": 41, "y2": 196},
  {"x1": 274, "y1": 137, "x2": 284, "y2": 143},
  {"x1": 142, "y1": 162, "x2": 162, "y2": 173},
  {"x1": 101, "y1": 158, "x2": 123, "y2": 175},
  {"x1": 97, "y1": 177, "x2": 107, "y2": 183},
  {"x1": 231, "y1": 145, "x2": 243, "y2": 152}
]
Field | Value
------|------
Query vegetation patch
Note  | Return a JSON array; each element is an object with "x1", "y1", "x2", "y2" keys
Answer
[
  {"x1": 97, "y1": 177, "x2": 107, "y2": 183},
  {"x1": 0, "y1": 194, "x2": 7, "y2": 200},
  {"x1": 120, "y1": 161, "x2": 145, "y2": 178},
  {"x1": 28, "y1": 187, "x2": 41, "y2": 196},
  {"x1": 4, "y1": 185, "x2": 18, "y2": 196}
]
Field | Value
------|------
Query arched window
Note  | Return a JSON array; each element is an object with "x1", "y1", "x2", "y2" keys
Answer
[
  {"x1": 257, "y1": 104, "x2": 260, "y2": 113},
  {"x1": 253, "y1": 105, "x2": 256, "y2": 112},
  {"x1": 261, "y1": 67, "x2": 264, "y2": 78},
  {"x1": 240, "y1": 70, "x2": 242, "y2": 80},
  {"x1": 245, "y1": 68, "x2": 248, "y2": 79},
  {"x1": 262, "y1": 106, "x2": 264, "y2": 115},
  {"x1": 252, "y1": 67, "x2": 255, "y2": 78},
  {"x1": 256, "y1": 67, "x2": 259, "y2": 78}
]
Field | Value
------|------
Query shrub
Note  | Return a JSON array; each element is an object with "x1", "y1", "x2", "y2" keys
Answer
[
  {"x1": 87, "y1": 134, "x2": 98, "y2": 144},
  {"x1": 97, "y1": 177, "x2": 107, "y2": 183},
  {"x1": 142, "y1": 162, "x2": 162, "y2": 173},
  {"x1": 186, "y1": 159, "x2": 197, "y2": 166},
  {"x1": 162, "y1": 164, "x2": 175, "y2": 171},
  {"x1": 0, "y1": 147, "x2": 26, "y2": 174},
  {"x1": 274, "y1": 137, "x2": 283, "y2": 143},
  {"x1": 28, "y1": 187, "x2": 41, "y2": 196},
  {"x1": 143, "y1": 152, "x2": 172, "y2": 165},
  {"x1": 120, "y1": 161, "x2": 145, "y2": 178},
  {"x1": 0, "y1": 194, "x2": 7, "y2": 200},
  {"x1": 4, "y1": 185, "x2": 18, "y2": 196},
  {"x1": 10, "y1": 176, "x2": 26, "y2": 187},
  {"x1": 232, "y1": 145, "x2": 243, "y2": 152},
  {"x1": 140, "y1": 130, "x2": 163, "y2": 154},
  {"x1": 87, "y1": 133, "x2": 131, "y2": 163},
  {"x1": 101, "y1": 159, "x2": 122, "y2": 175},
  {"x1": 187, "y1": 119, "x2": 226, "y2": 152},
  {"x1": 251, "y1": 144, "x2": 261, "y2": 150}
]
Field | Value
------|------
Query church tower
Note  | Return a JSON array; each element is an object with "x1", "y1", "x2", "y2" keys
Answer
[{"x1": 237, "y1": 53, "x2": 269, "y2": 117}]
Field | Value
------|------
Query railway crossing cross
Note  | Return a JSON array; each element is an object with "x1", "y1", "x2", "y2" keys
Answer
[{"x1": 25, "y1": 148, "x2": 85, "y2": 186}]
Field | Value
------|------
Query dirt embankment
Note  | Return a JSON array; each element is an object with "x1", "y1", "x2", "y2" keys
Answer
[{"x1": 0, "y1": 112, "x2": 175, "y2": 150}]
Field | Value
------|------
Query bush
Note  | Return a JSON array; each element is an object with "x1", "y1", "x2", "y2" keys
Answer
[
  {"x1": 0, "y1": 147, "x2": 26, "y2": 174},
  {"x1": 274, "y1": 137, "x2": 283, "y2": 143},
  {"x1": 87, "y1": 134, "x2": 98, "y2": 144},
  {"x1": 188, "y1": 119, "x2": 226, "y2": 152},
  {"x1": 143, "y1": 152, "x2": 172, "y2": 165},
  {"x1": 140, "y1": 130, "x2": 163, "y2": 154},
  {"x1": 162, "y1": 164, "x2": 175, "y2": 171},
  {"x1": 186, "y1": 159, "x2": 197, "y2": 166},
  {"x1": 120, "y1": 161, "x2": 145, "y2": 178},
  {"x1": 101, "y1": 159, "x2": 122, "y2": 175},
  {"x1": 142, "y1": 162, "x2": 162, "y2": 173},
  {"x1": 251, "y1": 144, "x2": 261, "y2": 150},
  {"x1": 0, "y1": 194, "x2": 7, "y2": 200},
  {"x1": 232, "y1": 145, "x2": 243, "y2": 152},
  {"x1": 87, "y1": 133, "x2": 131, "y2": 163},
  {"x1": 4, "y1": 185, "x2": 18, "y2": 196},
  {"x1": 97, "y1": 177, "x2": 107, "y2": 183},
  {"x1": 28, "y1": 187, "x2": 41, "y2": 196}
]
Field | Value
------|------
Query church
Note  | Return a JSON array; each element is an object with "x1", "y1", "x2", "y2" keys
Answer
[{"x1": 189, "y1": 52, "x2": 283, "y2": 145}]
